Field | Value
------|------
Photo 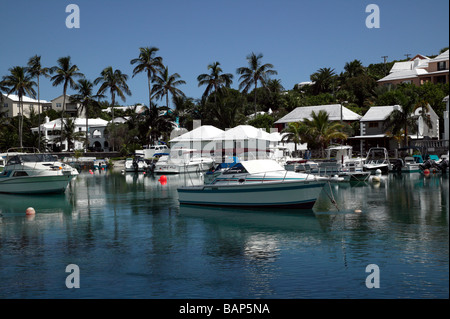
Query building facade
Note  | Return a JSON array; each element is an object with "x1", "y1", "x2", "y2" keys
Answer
[
  {"x1": 378, "y1": 50, "x2": 449, "y2": 87},
  {"x1": 1, "y1": 94, "x2": 50, "y2": 118}
]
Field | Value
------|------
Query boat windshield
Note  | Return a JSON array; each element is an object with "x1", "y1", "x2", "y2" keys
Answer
[
  {"x1": 7, "y1": 154, "x2": 58, "y2": 165},
  {"x1": 223, "y1": 163, "x2": 248, "y2": 174}
]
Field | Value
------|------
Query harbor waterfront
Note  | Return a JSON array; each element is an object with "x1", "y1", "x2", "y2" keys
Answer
[{"x1": 0, "y1": 169, "x2": 448, "y2": 299}]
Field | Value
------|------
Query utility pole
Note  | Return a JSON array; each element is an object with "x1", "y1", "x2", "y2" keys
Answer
[{"x1": 405, "y1": 53, "x2": 411, "y2": 60}]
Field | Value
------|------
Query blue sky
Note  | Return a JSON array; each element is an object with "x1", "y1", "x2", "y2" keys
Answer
[{"x1": 1, "y1": 0, "x2": 448, "y2": 107}]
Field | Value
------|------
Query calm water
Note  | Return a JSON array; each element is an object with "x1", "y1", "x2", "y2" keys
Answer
[{"x1": 0, "y1": 169, "x2": 448, "y2": 299}]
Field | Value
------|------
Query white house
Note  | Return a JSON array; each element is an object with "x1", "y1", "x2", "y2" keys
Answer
[
  {"x1": 50, "y1": 95, "x2": 83, "y2": 117},
  {"x1": 1, "y1": 94, "x2": 50, "y2": 118},
  {"x1": 32, "y1": 116, "x2": 109, "y2": 151},
  {"x1": 349, "y1": 104, "x2": 439, "y2": 153},
  {"x1": 274, "y1": 104, "x2": 362, "y2": 132}
]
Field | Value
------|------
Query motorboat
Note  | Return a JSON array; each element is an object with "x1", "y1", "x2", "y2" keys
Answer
[
  {"x1": 291, "y1": 146, "x2": 369, "y2": 182},
  {"x1": 125, "y1": 157, "x2": 151, "y2": 172},
  {"x1": 137, "y1": 144, "x2": 170, "y2": 159},
  {"x1": 363, "y1": 147, "x2": 391, "y2": 174},
  {"x1": 177, "y1": 159, "x2": 328, "y2": 209},
  {"x1": 93, "y1": 159, "x2": 107, "y2": 170},
  {"x1": 0, "y1": 149, "x2": 79, "y2": 194},
  {"x1": 391, "y1": 147, "x2": 423, "y2": 173},
  {"x1": 419, "y1": 153, "x2": 449, "y2": 174},
  {"x1": 154, "y1": 148, "x2": 214, "y2": 174}
]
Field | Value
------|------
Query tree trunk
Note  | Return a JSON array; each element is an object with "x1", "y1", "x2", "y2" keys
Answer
[
  {"x1": 85, "y1": 103, "x2": 89, "y2": 151},
  {"x1": 19, "y1": 97, "x2": 23, "y2": 148},
  {"x1": 254, "y1": 80, "x2": 257, "y2": 116},
  {"x1": 61, "y1": 88, "x2": 67, "y2": 151},
  {"x1": 111, "y1": 91, "x2": 115, "y2": 152},
  {"x1": 37, "y1": 75, "x2": 41, "y2": 151}
]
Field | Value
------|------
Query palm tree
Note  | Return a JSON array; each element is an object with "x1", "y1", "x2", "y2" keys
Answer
[
  {"x1": 302, "y1": 110, "x2": 348, "y2": 157},
  {"x1": 384, "y1": 94, "x2": 430, "y2": 148},
  {"x1": 53, "y1": 118, "x2": 85, "y2": 151},
  {"x1": 281, "y1": 121, "x2": 307, "y2": 156},
  {"x1": 310, "y1": 67, "x2": 336, "y2": 95},
  {"x1": 130, "y1": 46, "x2": 163, "y2": 110},
  {"x1": 50, "y1": 56, "x2": 83, "y2": 145},
  {"x1": 343, "y1": 60, "x2": 365, "y2": 78},
  {"x1": 237, "y1": 52, "x2": 277, "y2": 115},
  {"x1": 94, "y1": 67, "x2": 131, "y2": 151},
  {"x1": 26, "y1": 55, "x2": 50, "y2": 150},
  {"x1": 152, "y1": 66, "x2": 186, "y2": 108},
  {"x1": 70, "y1": 79, "x2": 104, "y2": 150},
  {"x1": 197, "y1": 61, "x2": 233, "y2": 106},
  {"x1": 2, "y1": 66, "x2": 36, "y2": 148}
]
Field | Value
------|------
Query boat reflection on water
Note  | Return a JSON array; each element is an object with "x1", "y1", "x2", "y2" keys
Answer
[
  {"x1": 179, "y1": 204, "x2": 321, "y2": 234},
  {"x1": 0, "y1": 192, "x2": 74, "y2": 217}
]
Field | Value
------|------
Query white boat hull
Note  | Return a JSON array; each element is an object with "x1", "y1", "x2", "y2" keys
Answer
[
  {"x1": 0, "y1": 173, "x2": 75, "y2": 194},
  {"x1": 155, "y1": 161, "x2": 214, "y2": 174},
  {"x1": 363, "y1": 164, "x2": 390, "y2": 174},
  {"x1": 178, "y1": 179, "x2": 326, "y2": 209}
]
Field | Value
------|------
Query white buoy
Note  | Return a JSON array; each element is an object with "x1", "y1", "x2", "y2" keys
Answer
[
  {"x1": 25, "y1": 207, "x2": 36, "y2": 215},
  {"x1": 375, "y1": 169, "x2": 382, "y2": 175}
]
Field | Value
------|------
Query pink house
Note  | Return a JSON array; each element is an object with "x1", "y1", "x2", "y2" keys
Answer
[{"x1": 378, "y1": 50, "x2": 449, "y2": 87}]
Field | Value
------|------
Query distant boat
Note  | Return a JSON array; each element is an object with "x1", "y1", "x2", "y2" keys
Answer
[
  {"x1": 391, "y1": 147, "x2": 423, "y2": 173},
  {"x1": 0, "y1": 148, "x2": 79, "y2": 194},
  {"x1": 93, "y1": 159, "x2": 107, "y2": 170},
  {"x1": 124, "y1": 157, "x2": 151, "y2": 172},
  {"x1": 293, "y1": 146, "x2": 370, "y2": 182},
  {"x1": 363, "y1": 147, "x2": 391, "y2": 174},
  {"x1": 177, "y1": 159, "x2": 328, "y2": 209},
  {"x1": 154, "y1": 148, "x2": 214, "y2": 174}
]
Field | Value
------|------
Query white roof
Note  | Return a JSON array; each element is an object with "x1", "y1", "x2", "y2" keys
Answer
[
  {"x1": 241, "y1": 159, "x2": 285, "y2": 174},
  {"x1": 170, "y1": 125, "x2": 224, "y2": 142},
  {"x1": 360, "y1": 105, "x2": 401, "y2": 121},
  {"x1": 430, "y1": 49, "x2": 449, "y2": 62},
  {"x1": 103, "y1": 104, "x2": 147, "y2": 113},
  {"x1": 378, "y1": 68, "x2": 428, "y2": 82},
  {"x1": 213, "y1": 125, "x2": 273, "y2": 141},
  {"x1": 2, "y1": 93, "x2": 50, "y2": 104},
  {"x1": 275, "y1": 104, "x2": 361, "y2": 124},
  {"x1": 33, "y1": 117, "x2": 108, "y2": 130}
]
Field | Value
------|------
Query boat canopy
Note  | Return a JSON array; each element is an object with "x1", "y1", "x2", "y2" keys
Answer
[{"x1": 239, "y1": 159, "x2": 285, "y2": 174}]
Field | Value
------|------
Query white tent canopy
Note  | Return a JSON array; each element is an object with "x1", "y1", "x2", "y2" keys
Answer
[
  {"x1": 170, "y1": 125, "x2": 224, "y2": 142},
  {"x1": 212, "y1": 125, "x2": 273, "y2": 141}
]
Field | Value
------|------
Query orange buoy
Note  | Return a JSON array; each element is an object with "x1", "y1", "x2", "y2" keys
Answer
[
  {"x1": 423, "y1": 169, "x2": 430, "y2": 175},
  {"x1": 158, "y1": 175, "x2": 167, "y2": 185},
  {"x1": 25, "y1": 207, "x2": 36, "y2": 215}
]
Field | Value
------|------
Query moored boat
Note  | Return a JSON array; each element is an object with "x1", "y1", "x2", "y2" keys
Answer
[
  {"x1": 363, "y1": 147, "x2": 391, "y2": 174},
  {"x1": 124, "y1": 157, "x2": 151, "y2": 172},
  {"x1": 154, "y1": 148, "x2": 214, "y2": 174},
  {"x1": 0, "y1": 148, "x2": 79, "y2": 194},
  {"x1": 178, "y1": 159, "x2": 328, "y2": 209}
]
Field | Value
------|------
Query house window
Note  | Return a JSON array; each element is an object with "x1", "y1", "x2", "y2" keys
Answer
[
  {"x1": 369, "y1": 122, "x2": 379, "y2": 128},
  {"x1": 3, "y1": 103, "x2": 8, "y2": 108},
  {"x1": 437, "y1": 61, "x2": 447, "y2": 71},
  {"x1": 56, "y1": 103, "x2": 62, "y2": 108}
]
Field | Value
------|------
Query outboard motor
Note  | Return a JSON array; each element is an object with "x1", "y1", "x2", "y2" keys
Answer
[
  {"x1": 436, "y1": 159, "x2": 449, "y2": 173},
  {"x1": 419, "y1": 159, "x2": 434, "y2": 171},
  {"x1": 392, "y1": 159, "x2": 404, "y2": 173}
]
